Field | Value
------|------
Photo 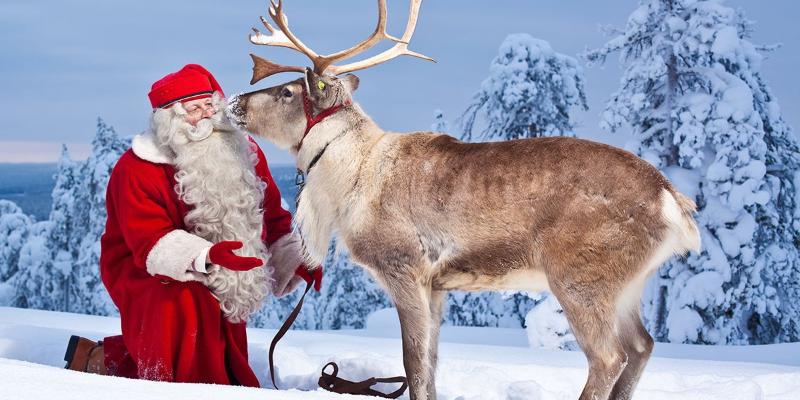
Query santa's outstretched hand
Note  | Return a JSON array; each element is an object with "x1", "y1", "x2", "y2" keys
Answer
[{"x1": 208, "y1": 241, "x2": 263, "y2": 271}]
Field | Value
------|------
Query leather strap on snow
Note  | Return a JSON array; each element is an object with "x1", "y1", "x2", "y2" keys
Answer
[
  {"x1": 267, "y1": 282, "x2": 408, "y2": 398},
  {"x1": 318, "y1": 362, "x2": 408, "y2": 399},
  {"x1": 268, "y1": 281, "x2": 313, "y2": 389}
]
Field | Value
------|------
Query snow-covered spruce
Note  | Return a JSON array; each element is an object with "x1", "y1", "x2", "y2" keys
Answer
[
  {"x1": 0, "y1": 200, "x2": 34, "y2": 305},
  {"x1": 3, "y1": 119, "x2": 129, "y2": 315},
  {"x1": 583, "y1": 0, "x2": 800, "y2": 344},
  {"x1": 461, "y1": 34, "x2": 588, "y2": 141},
  {"x1": 64, "y1": 118, "x2": 129, "y2": 316}
]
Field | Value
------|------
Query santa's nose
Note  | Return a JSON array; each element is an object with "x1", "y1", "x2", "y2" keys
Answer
[{"x1": 202, "y1": 107, "x2": 216, "y2": 118}]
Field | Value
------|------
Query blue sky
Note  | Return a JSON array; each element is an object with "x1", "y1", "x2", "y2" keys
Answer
[{"x1": 0, "y1": 0, "x2": 797, "y2": 163}]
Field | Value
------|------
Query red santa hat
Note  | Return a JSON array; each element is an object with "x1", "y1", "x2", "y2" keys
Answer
[{"x1": 148, "y1": 64, "x2": 225, "y2": 109}]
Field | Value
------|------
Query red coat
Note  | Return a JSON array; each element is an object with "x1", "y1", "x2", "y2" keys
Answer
[{"x1": 99, "y1": 133, "x2": 292, "y2": 387}]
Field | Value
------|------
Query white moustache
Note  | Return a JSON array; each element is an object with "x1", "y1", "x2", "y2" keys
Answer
[{"x1": 185, "y1": 111, "x2": 235, "y2": 142}]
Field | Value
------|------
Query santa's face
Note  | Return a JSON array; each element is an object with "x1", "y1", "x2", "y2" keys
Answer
[
  {"x1": 182, "y1": 97, "x2": 217, "y2": 126},
  {"x1": 151, "y1": 94, "x2": 230, "y2": 145}
]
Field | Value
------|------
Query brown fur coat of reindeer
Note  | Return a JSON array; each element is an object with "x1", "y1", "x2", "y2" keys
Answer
[{"x1": 229, "y1": 1, "x2": 700, "y2": 399}]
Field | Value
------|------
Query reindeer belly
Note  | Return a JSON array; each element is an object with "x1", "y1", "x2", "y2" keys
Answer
[
  {"x1": 413, "y1": 214, "x2": 552, "y2": 293},
  {"x1": 426, "y1": 235, "x2": 551, "y2": 293},
  {"x1": 431, "y1": 266, "x2": 550, "y2": 292}
]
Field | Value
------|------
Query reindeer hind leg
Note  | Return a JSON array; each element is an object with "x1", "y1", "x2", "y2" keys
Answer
[
  {"x1": 609, "y1": 241, "x2": 665, "y2": 400},
  {"x1": 608, "y1": 306, "x2": 654, "y2": 399},
  {"x1": 552, "y1": 283, "x2": 628, "y2": 400}
]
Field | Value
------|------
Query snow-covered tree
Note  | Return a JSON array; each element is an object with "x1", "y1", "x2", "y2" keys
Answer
[
  {"x1": 524, "y1": 294, "x2": 577, "y2": 350},
  {"x1": 9, "y1": 120, "x2": 129, "y2": 314},
  {"x1": 68, "y1": 118, "x2": 129, "y2": 315},
  {"x1": 2, "y1": 149, "x2": 82, "y2": 311},
  {"x1": 317, "y1": 245, "x2": 391, "y2": 329},
  {"x1": 461, "y1": 34, "x2": 587, "y2": 141},
  {"x1": 445, "y1": 292, "x2": 537, "y2": 328},
  {"x1": 44, "y1": 145, "x2": 80, "y2": 311},
  {"x1": 0, "y1": 200, "x2": 33, "y2": 305},
  {"x1": 0, "y1": 200, "x2": 32, "y2": 282},
  {"x1": 431, "y1": 109, "x2": 450, "y2": 133},
  {"x1": 11, "y1": 220, "x2": 54, "y2": 309},
  {"x1": 0, "y1": 279, "x2": 12, "y2": 306},
  {"x1": 584, "y1": 0, "x2": 800, "y2": 344},
  {"x1": 251, "y1": 282, "x2": 320, "y2": 329}
]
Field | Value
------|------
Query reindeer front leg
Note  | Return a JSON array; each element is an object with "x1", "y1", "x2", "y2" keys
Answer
[
  {"x1": 426, "y1": 289, "x2": 446, "y2": 399},
  {"x1": 387, "y1": 278, "x2": 433, "y2": 400}
]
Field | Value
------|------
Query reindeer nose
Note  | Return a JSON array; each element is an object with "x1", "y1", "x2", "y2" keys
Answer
[{"x1": 226, "y1": 94, "x2": 248, "y2": 124}]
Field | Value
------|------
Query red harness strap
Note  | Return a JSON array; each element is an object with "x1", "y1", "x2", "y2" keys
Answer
[{"x1": 298, "y1": 90, "x2": 351, "y2": 151}]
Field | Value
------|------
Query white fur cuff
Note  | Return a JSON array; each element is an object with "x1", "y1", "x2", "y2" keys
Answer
[
  {"x1": 146, "y1": 230, "x2": 214, "y2": 282},
  {"x1": 193, "y1": 246, "x2": 212, "y2": 273}
]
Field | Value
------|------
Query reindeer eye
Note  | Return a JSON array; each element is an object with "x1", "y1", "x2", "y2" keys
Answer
[
  {"x1": 281, "y1": 88, "x2": 293, "y2": 98},
  {"x1": 317, "y1": 81, "x2": 326, "y2": 90}
]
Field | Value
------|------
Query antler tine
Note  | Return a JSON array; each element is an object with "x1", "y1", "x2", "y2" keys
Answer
[
  {"x1": 249, "y1": 18, "x2": 307, "y2": 83},
  {"x1": 249, "y1": 19, "x2": 294, "y2": 50},
  {"x1": 247, "y1": 0, "x2": 434, "y2": 83},
  {"x1": 315, "y1": 0, "x2": 401, "y2": 72},
  {"x1": 260, "y1": 15, "x2": 274, "y2": 34},
  {"x1": 248, "y1": 0, "x2": 323, "y2": 84},
  {"x1": 324, "y1": 0, "x2": 435, "y2": 76},
  {"x1": 268, "y1": 0, "x2": 321, "y2": 64},
  {"x1": 249, "y1": 54, "x2": 305, "y2": 85}
]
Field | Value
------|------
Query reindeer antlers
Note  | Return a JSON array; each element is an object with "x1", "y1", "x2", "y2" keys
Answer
[{"x1": 248, "y1": 0, "x2": 435, "y2": 84}]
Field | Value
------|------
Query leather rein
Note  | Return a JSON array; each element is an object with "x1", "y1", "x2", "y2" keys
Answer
[{"x1": 268, "y1": 282, "x2": 408, "y2": 398}]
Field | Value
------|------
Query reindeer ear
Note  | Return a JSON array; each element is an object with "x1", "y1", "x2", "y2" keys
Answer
[
  {"x1": 342, "y1": 74, "x2": 359, "y2": 93},
  {"x1": 303, "y1": 67, "x2": 314, "y2": 94},
  {"x1": 304, "y1": 68, "x2": 333, "y2": 100}
]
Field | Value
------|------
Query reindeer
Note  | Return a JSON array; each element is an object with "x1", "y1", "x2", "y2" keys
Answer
[{"x1": 228, "y1": 1, "x2": 701, "y2": 399}]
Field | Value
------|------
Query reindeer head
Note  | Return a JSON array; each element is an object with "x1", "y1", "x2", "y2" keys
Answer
[
  {"x1": 228, "y1": 69, "x2": 359, "y2": 153},
  {"x1": 227, "y1": 0, "x2": 433, "y2": 154}
]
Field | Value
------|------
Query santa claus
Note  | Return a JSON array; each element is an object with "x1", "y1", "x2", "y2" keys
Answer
[{"x1": 62, "y1": 64, "x2": 322, "y2": 387}]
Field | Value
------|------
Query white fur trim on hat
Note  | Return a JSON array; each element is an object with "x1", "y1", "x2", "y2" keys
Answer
[
  {"x1": 131, "y1": 131, "x2": 173, "y2": 164},
  {"x1": 146, "y1": 229, "x2": 214, "y2": 282}
]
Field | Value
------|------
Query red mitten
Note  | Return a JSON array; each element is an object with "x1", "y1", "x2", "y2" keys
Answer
[
  {"x1": 295, "y1": 264, "x2": 323, "y2": 291},
  {"x1": 208, "y1": 241, "x2": 263, "y2": 271}
]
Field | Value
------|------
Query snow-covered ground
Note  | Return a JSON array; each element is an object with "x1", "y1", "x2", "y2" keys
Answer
[{"x1": 1, "y1": 306, "x2": 798, "y2": 400}]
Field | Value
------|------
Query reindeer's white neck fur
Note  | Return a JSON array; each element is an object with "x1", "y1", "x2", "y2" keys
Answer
[{"x1": 293, "y1": 105, "x2": 390, "y2": 264}]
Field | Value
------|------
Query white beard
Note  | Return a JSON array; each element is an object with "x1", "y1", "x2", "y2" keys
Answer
[
  {"x1": 151, "y1": 98, "x2": 271, "y2": 323},
  {"x1": 185, "y1": 117, "x2": 215, "y2": 141}
]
